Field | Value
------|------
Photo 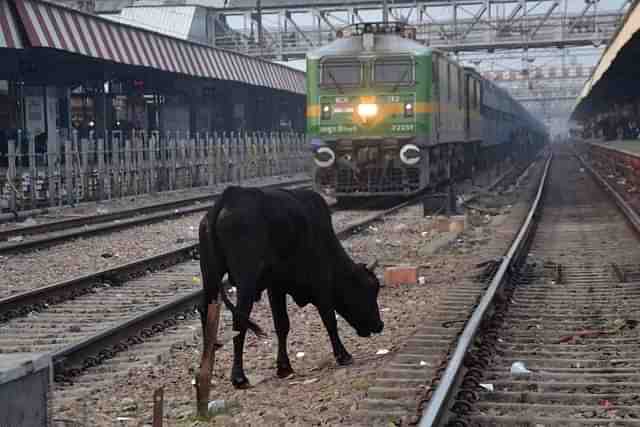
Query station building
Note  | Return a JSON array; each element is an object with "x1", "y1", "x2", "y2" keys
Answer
[{"x1": 0, "y1": 0, "x2": 306, "y2": 164}]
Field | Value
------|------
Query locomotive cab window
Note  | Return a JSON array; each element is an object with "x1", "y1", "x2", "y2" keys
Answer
[
  {"x1": 372, "y1": 57, "x2": 414, "y2": 85},
  {"x1": 321, "y1": 60, "x2": 362, "y2": 87}
]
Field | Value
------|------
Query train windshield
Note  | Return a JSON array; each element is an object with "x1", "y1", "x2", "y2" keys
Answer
[
  {"x1": 321, "y1": 61, "x2": 361, "y2": 87},
  {"x1": 373, "y1": 58, "x2": 414, "y2": 84}
]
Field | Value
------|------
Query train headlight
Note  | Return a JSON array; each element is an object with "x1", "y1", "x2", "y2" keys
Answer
[
  {"x1": 321, "y1": 103, "x2": 332, "y2": 120},
  {"x1": 357, "y1": 103, "x2": 378, "y2": 119},
  {"x1": 404, "y1": 102, "x2": 414, "y2": 118},
  {"x1": 314, "y1": 146, "x2": 335, "y2": 168},
  {"x1": 399, "y1": 144, "x2": 420, "y2": 165}
]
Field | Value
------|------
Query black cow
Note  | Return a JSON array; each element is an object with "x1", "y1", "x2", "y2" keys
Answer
[{"x1": 198, "y1": 186, "x2": 384, "y2": 388}]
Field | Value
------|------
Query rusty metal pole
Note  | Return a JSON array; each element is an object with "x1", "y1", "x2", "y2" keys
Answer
[
  {"x1": 196, "y1": 302, "x2": 221, "y2": 417},
  {"x1": 152, "y1": 388, "x2": 164, "y2": 427}
]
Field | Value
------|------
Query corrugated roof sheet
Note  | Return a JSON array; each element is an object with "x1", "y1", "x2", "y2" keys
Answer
[
  {"x1": 0, "y1": 0, "x2": 24, "y2": 48},
  {"x1": 11, "y1": 0, "x2": 305, "y2": 94},
  {"x1": 103, "y1": 6, "x2": 199, "y2": 41}
]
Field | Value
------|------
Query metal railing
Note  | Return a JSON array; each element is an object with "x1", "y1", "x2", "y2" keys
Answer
[{"x1": 0, "y1": 130, "x2": 309, "y2": 212}]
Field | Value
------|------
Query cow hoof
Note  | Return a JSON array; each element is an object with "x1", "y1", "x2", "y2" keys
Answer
[
  {"x1": 231, "y1": 376, "x2": 251, "y2": 389},
  {"x1": 336, "y1": 354, "x2": 353, "y2": 366},
  {"x1": 277, "y1": 365, "x2": 294, "y2": 378}
]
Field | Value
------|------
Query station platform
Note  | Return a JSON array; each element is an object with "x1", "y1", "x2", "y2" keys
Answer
[
  {"x1": 587, "y1": 139, "x2": 640, "y2": 158},
  {"x1": 0, "y1": 353, "x2": 51, "y2": 427}
]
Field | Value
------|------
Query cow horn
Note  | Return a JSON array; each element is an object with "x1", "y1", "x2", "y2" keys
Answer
[{"x1": 366, "y1": 260, "x2": 379, "y2": 270}]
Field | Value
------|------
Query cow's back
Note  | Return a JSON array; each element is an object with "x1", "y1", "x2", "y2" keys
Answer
[{"x1": 214, "y1": 187, "x2": 319, "y2": 264}]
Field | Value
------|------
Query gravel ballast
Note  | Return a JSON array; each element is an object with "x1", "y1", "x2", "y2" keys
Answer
[{"x1": 49, "y1": 157, "x2": 547, "y2": 426}]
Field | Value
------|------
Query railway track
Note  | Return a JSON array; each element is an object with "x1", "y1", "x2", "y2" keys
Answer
[
  {"x1": 353, "y1": 154, "x2": 548, "y2": 424},
  {"x1": 0, "y1": 178, "x2": 310, "y2": 254},
  {"x1": 0, "y1": 196, "x2": 417, "y2": 421},
  {"x1": 418, "y1": 148, "x2": 640, "y2": 426}
]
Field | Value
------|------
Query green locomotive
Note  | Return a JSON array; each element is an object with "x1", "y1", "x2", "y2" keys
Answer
[{"x1": 306, "y1": 22, "x2": 547, "y2": 198}]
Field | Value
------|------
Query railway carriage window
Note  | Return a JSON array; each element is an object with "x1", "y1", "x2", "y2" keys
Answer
[
  {"x1": 473, "y1": 81, "x2": 479, "y2": 109},
  {"x1": 373, "y1": 58, "x2": 414, "y2": 84},
  {"x1": 321, "y1": 61, "x2": 362, "y2": 87},
  {"x1": 458, "y1": 69, "x2": 463, "y2": 109},
  {"x1": 447, "y1": 63, "x2": 452, "y2": 102},
  {"x1": 449, "y1": 64, "x2": 458, "y2": 105}
]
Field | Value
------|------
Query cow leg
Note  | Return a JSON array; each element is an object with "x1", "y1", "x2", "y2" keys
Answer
[
  {"x1": 230, "y1": 283, "x2": 258, "y2": 389},
  {"x1": 318, "y1": 308, "x2": 353, "y2": 366},
  {"x1": 268, "y1": 288, "x2": 293, "y2": 378},
  {"x1": 231, "y1": 328, "x2": 250, "y2": 388}
]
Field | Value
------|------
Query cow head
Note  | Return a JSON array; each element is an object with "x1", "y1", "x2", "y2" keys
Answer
[{"x1": 336, "y1": 260, "x2": 384, "y2": 338}]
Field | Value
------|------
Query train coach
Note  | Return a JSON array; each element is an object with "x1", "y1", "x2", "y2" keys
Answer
[{"x1": 306, "y1": 22, "x2": 548, "y2": 198}]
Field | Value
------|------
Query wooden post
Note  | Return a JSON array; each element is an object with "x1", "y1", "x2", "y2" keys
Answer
[
  {"x1": 238, "y1": 132, "x2": 244, "y2": 183},
  {"x1": 112, "y1": 131, "x2": 122, "y2": 199},
  {"x1": 207, "y1": 132, "x2": 215, "y2": 186},
  {"x1": 196, "y1": 302, "x2": 221, "y2": 418},
  {"x1": 80, "y1": 133, "x2": 90, "y2": 202},
  {"x1": 264, "y1": 133, "x2": 271, "y2": 177},
  {"x1": 189, "y1": 133, "x2": 196, "y2": 188},
  {"x1": 71, "y1": 132, "x2": 80, "y2": 205},
  {"x1": 47, "y1": 132, "x2": 58, "y2": 207},
  {"x1": 7, "y1": 139, "x2": 17, "y2": 212},
  {"x1": 232, "y1": 132, "x2": 239, "y2": 183},
  {"x1": 28, "y1": 133, "x2": 37, "y2": 208},
  {"x1": 222, "y1": 133, "x2": 230, "y2": 183},
  {"x1": 150, "y1": 131, "x2": 158, "y2": 193},
  {"x1": 97, "y1": 135, "x2": 105, "y2": 201},
  {"x1": 64, "y1": 137, "x2": 73, "y2": 206},
  {"x1": 171, "y1": 133, "x2": 178, "y2": 190},
  {"x1": 152, "y1": 387, "x2": 164, "y2": 427},
  {"x1": 137, "y1": 132, "x2": 144, "y2": 195},
  {"x1": 124, "y1": 133, "x2": 132, "y2": 196}
]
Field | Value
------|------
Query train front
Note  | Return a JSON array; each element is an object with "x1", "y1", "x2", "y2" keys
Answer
[{"x1": 306, "y1": 22, "x2": 432, "y2": 198}]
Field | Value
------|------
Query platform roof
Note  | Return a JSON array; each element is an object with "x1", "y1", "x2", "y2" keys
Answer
[
  {"x1": 572, "y1": 0, "x2": 640, "y2": 120},
  {"x1": 0, "y1": 0, "x2": 305, "y2": 94},
  {"x1": 0, "y1": 0, "x2": 23, "y2": 48}
]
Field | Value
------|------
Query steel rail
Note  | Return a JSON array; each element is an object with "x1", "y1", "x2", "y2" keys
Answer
[
  {"x1": 0, "y1": 178, "x2": 309, "y2": 239},
  {"x1": 0, "y1": 244, "x2": 198, "y2": 323},
  {"x1": 0, "y1": 179, "x2": 310, "y2": 253},
  {"x1": 576, "y1": 154, "x2": 640, "y2": 234},
  {"x1": 418, "y1": 153, "x2": 553, "y2": 427},
  {"x1": 44, "y1": 195, "x2": 424, "y2": 381},
  {"x1": 462, "y1": 156, "x2": 538, "y2": 207}
]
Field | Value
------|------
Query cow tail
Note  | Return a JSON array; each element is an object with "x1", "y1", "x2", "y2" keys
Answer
[
  {"x1": 220, "y1": 286, "x2": 266, "y2": 338},
  {"x1": 201, "y1": 192, "x2": 266, "y2": 338},
  {"x1": 199, "y1": 211, "x2": 220, "y2": 307}
]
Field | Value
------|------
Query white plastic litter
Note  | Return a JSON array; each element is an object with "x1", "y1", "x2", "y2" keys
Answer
[
  {"x1": 418, "y1": 276, "x2": 426, "y2": 285},
  {"x1": 208, "y1": 400, "x2": 226, "y2": 414},
  {"x1": 420, "y1": 360, "x2": 428, "y2": 366},
  {"x1": 510, "y1": 361, "x2": 531, "y2": 375},
  {"x1": 480, "y1": 383, "x2": 494, "y2": 391},
  {"x1": 303, "y1": 378, "x2": 318, "y2": 385},
  {"x1": 296, "y1": 352, "x2": 305, "y2": 358},
  {"x1": 381, "y1": 308, "x2": 390, "y2": 312},
  {"x1": 376, "y1": 349, "x2": 390, "y2": 355},
  {"x1": 21, "y1": 218, "x2": 37, "y2": 226}
]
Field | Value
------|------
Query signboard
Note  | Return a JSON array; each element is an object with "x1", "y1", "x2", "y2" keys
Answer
[{"x1": 25, "y1": 96, "x2": 45, "y2": 136}]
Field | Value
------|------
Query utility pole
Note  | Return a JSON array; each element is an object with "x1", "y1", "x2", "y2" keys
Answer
[
  {"x1": 383, "y1": 0, "x2": 388, "y2": 23},
  {"x1": 256, "y1": 0, "x2": 262, "y2": 54}
]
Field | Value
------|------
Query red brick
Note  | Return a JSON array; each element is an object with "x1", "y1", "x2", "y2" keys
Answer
[{"x1": 384, "y1": 266, "x2": 418, "y2": 286}]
